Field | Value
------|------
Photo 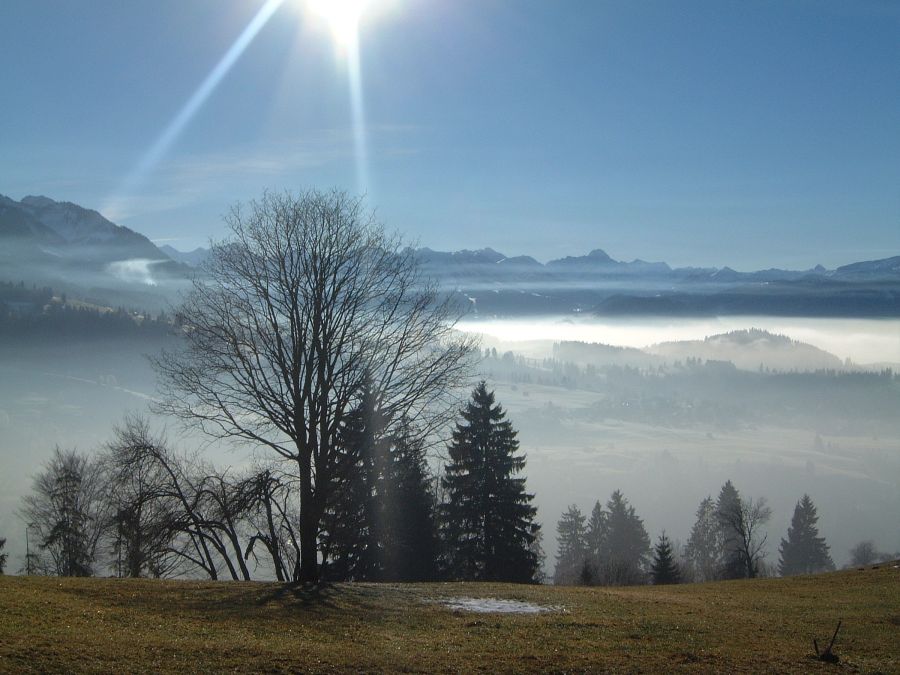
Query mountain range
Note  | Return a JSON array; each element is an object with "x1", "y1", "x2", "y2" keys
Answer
[
  {"x1": 0, "y1": 194, "x2": 184, "y2": 277},
  {"x1": 408, "y1": 246, "x2": 900, "y2": 317},
  {"x1": 1, "y1": 193, "x2": 898, "y2": 317}
]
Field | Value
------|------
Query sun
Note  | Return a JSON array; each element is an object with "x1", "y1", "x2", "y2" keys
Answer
[{"x1": 306, "y1": 0, "x2": 371, "y2": 49}]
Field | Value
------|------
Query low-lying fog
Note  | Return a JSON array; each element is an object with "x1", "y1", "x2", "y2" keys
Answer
[
  {"x1": 457, "y1": 316, "x2": 900, "y2": 365},
  {"x1": 0, "y1": 315, "x2": 897, "y2": 576}
]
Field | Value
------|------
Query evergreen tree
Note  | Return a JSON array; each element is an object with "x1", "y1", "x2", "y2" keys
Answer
[
  {"x1": 585, "y1": 500, "x2": 607, "y2": 561},
  {"x1": 579, "y1": 559, "x2": 596, "y2": 585},
  {"x1": 321, "y1": 386, "x2": 440, "y2": 582},
  {"x1": 528, "y1": 527, "x2": 547, "y2": 584},
  {"x1": 320, "y1": 383, "x2": 391, "y2": 581},
  {"x1": 0, "y1": 537, "x2": 6, "y2": 574},
  {"x1": 380, "y1": 422, "x2": 440, "y2": 581},
  {"x1": 19, "y1": 448, "x2": 107, "y2": 577},
  {"x1": 598, "y1": 490, "x2": 650, "y2": 585},
  {"x1": 553, "y1": 505, "x2": 587, "y2": 585},
  {"x1": 651, "y1": 532, "x2": 681, "y2": 584},
  {"x1": 685, "y1": 496, "x2": 722, "y2": 582},
  {"x1": 581, "y1": 500, "x2": 606, "y2": 584},
  {"x1": 778, "y1": 495, "x2": 834, "y2": 576},
  {"x1": 715, "y1": 480, "x2": 744, "y2": 579},
  {"x1": 442, "y1": 382, "x2": 540, "y2": 583}
]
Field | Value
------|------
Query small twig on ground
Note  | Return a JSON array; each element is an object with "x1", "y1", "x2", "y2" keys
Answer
[{"x1": 813, "y1": 620, "x2": 842, "y2": 664}]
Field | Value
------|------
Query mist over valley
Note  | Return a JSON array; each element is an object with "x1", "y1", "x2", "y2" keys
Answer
[
  {"x1": 4, "y1": 4, "x2": 900, "y2": 670},
  {"x1": 1, "y1": 235, "x2": 898, "y2": 574}
]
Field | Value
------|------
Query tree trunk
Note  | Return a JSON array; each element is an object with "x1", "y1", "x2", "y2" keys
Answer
[
  {"x1": 298, "y1": 453, "x2": 318, "y2": 583},
  {"x1": 263, "y1": 486, "x2": 285, "y2": 582}
]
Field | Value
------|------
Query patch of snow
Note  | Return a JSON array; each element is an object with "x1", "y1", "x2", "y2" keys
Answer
[
  {"x1": 30, "y1": 204, "x2": 117, "y2": 242},
  {"x1": 435, "y1": 596, "x2": 561, "y2": 614}
]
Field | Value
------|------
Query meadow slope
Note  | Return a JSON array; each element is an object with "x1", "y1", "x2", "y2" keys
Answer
[{"x1": 0, "y1": 566, "x2": 898, "y2": 673}]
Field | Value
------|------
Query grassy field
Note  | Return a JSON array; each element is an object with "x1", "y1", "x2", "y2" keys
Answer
[{"x1": 1, "y1": 566, "x2": 898, "y2": 673}]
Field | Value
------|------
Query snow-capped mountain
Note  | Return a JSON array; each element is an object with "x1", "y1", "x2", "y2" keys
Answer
[
  {"x1": 0, "y1": 194, "x2": 188, "y2": 297},
  {"x1": 9, "y1": 195, "x2": 168, "y2": 262},
  {"x1": 2, "y1": 193, "x2": 898, "y2": 317}
]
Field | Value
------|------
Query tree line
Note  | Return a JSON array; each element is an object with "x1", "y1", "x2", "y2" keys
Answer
[
  {"x1": 0, "y1": 297, "x2": 172, "y2": 343},
  {"x1": 13, "y1": 380, "x2": 542, "y2": 583},
  {"x1": 9, "y1": 190, "x2": 542, "y2": 584},
  {"x1": 3, "y1": 189, "x2": 894, "y2": 583},
  {"x1": 551, "y1": 480, "x2": 894, "y2": 586},
  {"x1": 481, "y1": 348, "x2": 900, "y2": 435}
]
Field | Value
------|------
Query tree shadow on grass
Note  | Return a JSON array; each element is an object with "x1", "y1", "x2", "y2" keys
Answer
[
  {"x1": 253, "y1": 581, "x2": 336, "y2": 608},
  {"x1": 57, "y1": 578, "x2": 417, "y2": 625},
  {"x1": 55, "y1": 578, "x2": 341, "y2": 622}
]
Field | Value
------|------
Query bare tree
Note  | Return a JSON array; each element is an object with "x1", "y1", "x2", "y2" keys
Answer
[
  {"x1": 19, "y1": 448, "x2": 108, "y2": 576},
  {"x1": 100, "y1": 416, "x2": 248, "y2": 580},
  {"x1": 718, "y1": 495, "x2": 772, "y2": 579},
  {"x1": 153, "y1": 189, "x2": 475, "y2": 582},
  {"x1": 101, "y1": 415, "x2": 185, "y2": 578},
  {"x1": 847, "y1": 540, "x2": 895, "y2": 567},
  {"x1": 241, "y1": 465, "x2": 301, "y2": 582}
]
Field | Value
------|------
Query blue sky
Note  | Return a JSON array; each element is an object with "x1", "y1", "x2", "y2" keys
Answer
[{"x1": 1, "y1": 0, "x2": 898, "y2": 269}]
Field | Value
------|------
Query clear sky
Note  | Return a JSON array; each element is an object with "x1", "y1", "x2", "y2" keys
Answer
[{"x1": 2, "y1": 0, "x2": 898, "y2": 269}]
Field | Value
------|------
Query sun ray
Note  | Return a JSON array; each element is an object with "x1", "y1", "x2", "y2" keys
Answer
[
  {"x1": 346, "y1": 31, "x2": 370, "y2": 198},
  {"x1": 306, "y1": 0, "x2": 374, "y2": 197},
  {"x1": 103, "y1": 0, "x2": 286, "y2": 218},
  {"x1": 306, "y1": 0, "x2": 371, "y2": 50}
]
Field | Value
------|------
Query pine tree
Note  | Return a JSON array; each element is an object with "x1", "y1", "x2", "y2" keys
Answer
[
  {"x1": 320, "y1": 383, "x2": 391, "y2": 581},
  {"x1": 651, "y1": 532, "x2": 681, "y2": 584},
  {"x1": 321, "y1": 387, "x2": 440, "y2": 582},
  {"x1": 380, "y1": 421, "x2": 440, "y2": 581},
  {"x1": 553, "y1": 505, "x2": 587, "y2": 585},
  {"x1": 778, "y1": 494, "x2": 834, "y2": 576},
  {"x1": 0, "y1": 537, "x2": 6, "y2": 575},
  {"x1": 685, "y1": 496, "x2": 722, "y2": 582},
  {"x1": 442, "y1": 381, "x2": 540, "y2": 583},
  {"x1": 20, "y1": 448, "x2": 106, "y2": 577},
  {"x1": 715, "y1": 480, "x2": 744, "y2": 579},
  {"x1": 528, "y1": 527, "x2": 547, "y2": 584},
  {"x1": 582, "y1": 500, "x2": 606, "y2": 584},
  {"x1": 585, "y1": 500, "x2": 607, "y2": 561},
  {"x1": 598, "y1": 490, "x2": 650, "y2": 585}
]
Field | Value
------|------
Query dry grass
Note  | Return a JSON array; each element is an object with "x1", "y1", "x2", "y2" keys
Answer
[{"x1": 1, "y1": 564, "x2": 898, "y2": 673}]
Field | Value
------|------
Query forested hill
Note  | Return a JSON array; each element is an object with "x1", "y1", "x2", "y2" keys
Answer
[
  {"x1": 0, "y1": 281, "x2": 172, "y2": 343},
  {"x1": 480, "y1": 348, "x2": 900, "y2": 436}
]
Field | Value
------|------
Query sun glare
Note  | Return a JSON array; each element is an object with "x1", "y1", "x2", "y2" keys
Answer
[{"x1": 307, "y1": 0, "x2": 371, "y2": 48}]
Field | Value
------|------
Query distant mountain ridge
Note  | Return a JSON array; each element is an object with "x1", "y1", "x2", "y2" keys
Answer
[
  {"x1": 159, "y1": 244, "x2": 209, "y2": 267},
  {"x1": 2, "y1": 193, "x2": 898, "y2": 317},
  {"x1": 1, "y1": 194, "x2": 169, "y2": 263},
  {"x1": 0, "y1": 194, "x2": 192, "y2": 308},
  {"x1": 157, "y1": 242, "x2": 900, "y2": 284},
  {"x1": 404, "y1": 245, "x2": 900, "y2": 317}
]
